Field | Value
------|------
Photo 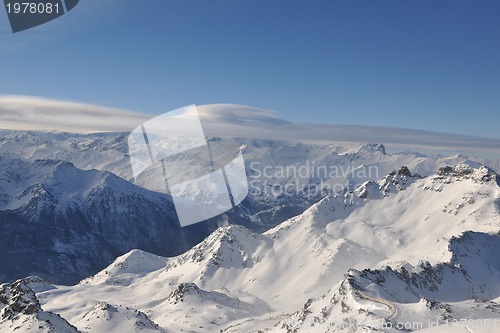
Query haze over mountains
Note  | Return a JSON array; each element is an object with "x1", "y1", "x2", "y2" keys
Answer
[
  {"x1": 0, "y1": 103, "x2": 499, "y2": 332},
  {"x1": 2, "y1": 128, "x2": 488, "y2": 284},
  {"x1": 1, "y1": 141, "x2": 498, "y2": 332},
  {"x1": 2, "y1": 96, "x2": 500, "y2": 158}
]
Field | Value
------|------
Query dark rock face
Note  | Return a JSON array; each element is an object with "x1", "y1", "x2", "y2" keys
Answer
[
  {"x1": 0, "y1": 159, "x2": 216, "y2": 285},
  {"x1": 436, "y1": 164, "x2": 500, "y2": 186},
  {"x1": 0, "y1": 209, "x2": 212, "y2": 285},
  {"x1": 0, "y1": 207, "x2": 211, "y2": 285},
  {"x1": 168, "y1": 283, "x2": 202, "y2": 304},
  {"x1": 397, "y1": 166, "x2": 412, "y2": 177},
  {"x1": 0, "y1": 279, "x2": 41, "y2": 320},
  {"x1": 354, "y1": 232, "x2": 500, "y2": 304},
  {"x1": 0, "y1": 278, "x2": 80, "y2": 332},
  {"x1": 0, "y1": 153, "x2": 305, "y2": 285},
  {"x1": 437, "y1": 166, "x2": 456, "y2": 176}
]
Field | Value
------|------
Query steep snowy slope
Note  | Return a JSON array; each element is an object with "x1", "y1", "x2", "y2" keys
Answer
[
  {"x1": 0, "y1": 155, "x2": 214, "y2": 284},
  {"x1": 1, "y1": 131, "x2": 491, "y2": 181},
  {"x1": 36, "y1": 228, "x2": 275, "y2": 333},
  {"x1": 278, "y1": 231, "x2": 500, "y2": 333},
  {"x1": 0, "y1": 130, "x2": 491, "y2": 233},
  {"x1": 2, "y1": 129, "x2": 488, "y2": 285},
  {"x1": 0, "y1": 131, "x2": 132, "y2": 178},
  {"x1": 2, "y1": 129, "x2": 499, "y2": 332},
  {"x1": 0, "y1": 278, "x2": 79, "y2": 333},
  {"x1": 73, "y1": 301, "x2": 168, "y2": 333},
  {"x1": 32, "y1": 164, "x2": 500, "y2": 332}
]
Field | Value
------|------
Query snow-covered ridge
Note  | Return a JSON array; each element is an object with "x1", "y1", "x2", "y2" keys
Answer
[
  {"x1": 75, "y1": 301, "x2": 167, "y2": 333},
  {"x1": 0, "y1": 154, "x2": 214, "y2": 284},
  {"x1": 5, "y1": 129, "x2": 490, "y2": 284},
  {"x1": 281, "y1": 231, "x2": 500, "y2": 333},
  {"x1": 433, "y1": 164, "x2": 500, "y2": 186},
  {"x1": 1, "y1": 128, "x2": 500, "y2": 332},
  {"x1": 25, "y1": 164, "x2": 499, "y2": 332},
  {"x1": 0, "y1": 279, "x2": 79, "y2": 333},
  {"x1": 169, "y1": 225, "x2": 273, "y2": 270}
]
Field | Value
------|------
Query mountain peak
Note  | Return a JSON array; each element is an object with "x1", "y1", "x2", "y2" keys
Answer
[
  {"x1": 434, "y1": 164, "x2": 500, "y2": 186},
  {"x1": 165, "y1": 224, "x2": 273, "y2": 281},
  {"x1": 341, "y1": 143, "x2": 387, "y2": 155},
  {"x1": 167, "y1": 283, "x2": 203, "y2": 304},
  {"x1": 81, "y1": 249, "x2": 167, "y2": 286},
  {"x1": 77, "y1": 301, "x2": 166, "y2": 332},
  {"x1": 0, "y1": 279, "x2": 79, "y2": 332},
  {"x1": 0, "y1": 279, "x2": 41, "y2": 320},
  {"x1": 378, "y1": 165, "x2": 421, "y2": 195}
]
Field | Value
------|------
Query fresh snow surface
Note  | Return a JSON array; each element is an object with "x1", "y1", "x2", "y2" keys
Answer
[
  {"x1": 23, "y1": 164, "x2": 500, "y2": 333},
  {"x1": 1, "y1": 130, "x2": 499, "y2": 332}
]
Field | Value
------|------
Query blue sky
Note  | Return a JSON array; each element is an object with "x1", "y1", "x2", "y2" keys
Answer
[{"x1": 0, "y1": 0, "x2": 499, "y2": 138}]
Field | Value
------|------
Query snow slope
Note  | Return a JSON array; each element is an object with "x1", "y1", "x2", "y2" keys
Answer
[
  {"x1": 0, "y1": 278, "x2": 79, "y2": 333},
  {"x1": 2, "y1": 130, "x2": 493, "y2": 285},
  {"x1": 28, "y1": 164, "x2": 500, "y2": 332},
  {"x1": 0, "y1": 155, "x2": 214, "y2": 284},
  {"x1": 1, "y1": 129, "x2": 492, "y2": 233}
]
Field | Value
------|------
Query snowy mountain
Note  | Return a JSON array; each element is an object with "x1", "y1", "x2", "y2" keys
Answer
[
  {"x1": 280, "y1": 230, "x2": 500, "y2": 333},
  {"x1": 16, "y1": 163, "x2": 498, "y2": 333},
  {"x1": 0, "y1": 129, "x2": 489, "y2": 233},
  {"x1": 0, "y1": 277, "x2": 79, "y2": 333},
  {"x1": 1, "y1": 129, "x2": 499, "y2": 332},
  {"x1": 1, "y1": 129, "x2": 485, "y2": 285},
  {"x1": 0, "y1": 154, "x2": 214, "y2": 284}
]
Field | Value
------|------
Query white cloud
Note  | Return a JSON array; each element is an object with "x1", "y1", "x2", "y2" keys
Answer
[
  {"x1": 197, "y1": 104, "x2": 500, "y2": 159},
  {"x1": 197, "y1": 104, "x2": 289, "y2": 125},
  {"x1": 0, "y1": 95, "x2": 151, "y2": 133},
  {"x1": 1, "y1": 96, "x2": 499, "y2": 159}
]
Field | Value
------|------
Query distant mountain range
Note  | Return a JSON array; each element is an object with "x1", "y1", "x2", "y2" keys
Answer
[
  {"x1": 0, "y1": 130, "x2": 499, "y2": 332},
  {"x1": 0, "y1": 130, "x2": 489, "y2": 284}
]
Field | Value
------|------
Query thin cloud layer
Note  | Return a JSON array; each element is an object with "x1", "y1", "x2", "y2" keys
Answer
[
  {"x1": 197, "y1": 104, "x2": 500, "y2": 158},
  {"x1": 197, "y1": 104, "x2": 289, "y2": 126},
  {"x1": 1, "y1": 96, "x2": 499, "y2": 159},
  {"x1": 0, "y1": 95, "x2": 151, "y2": 133}
]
